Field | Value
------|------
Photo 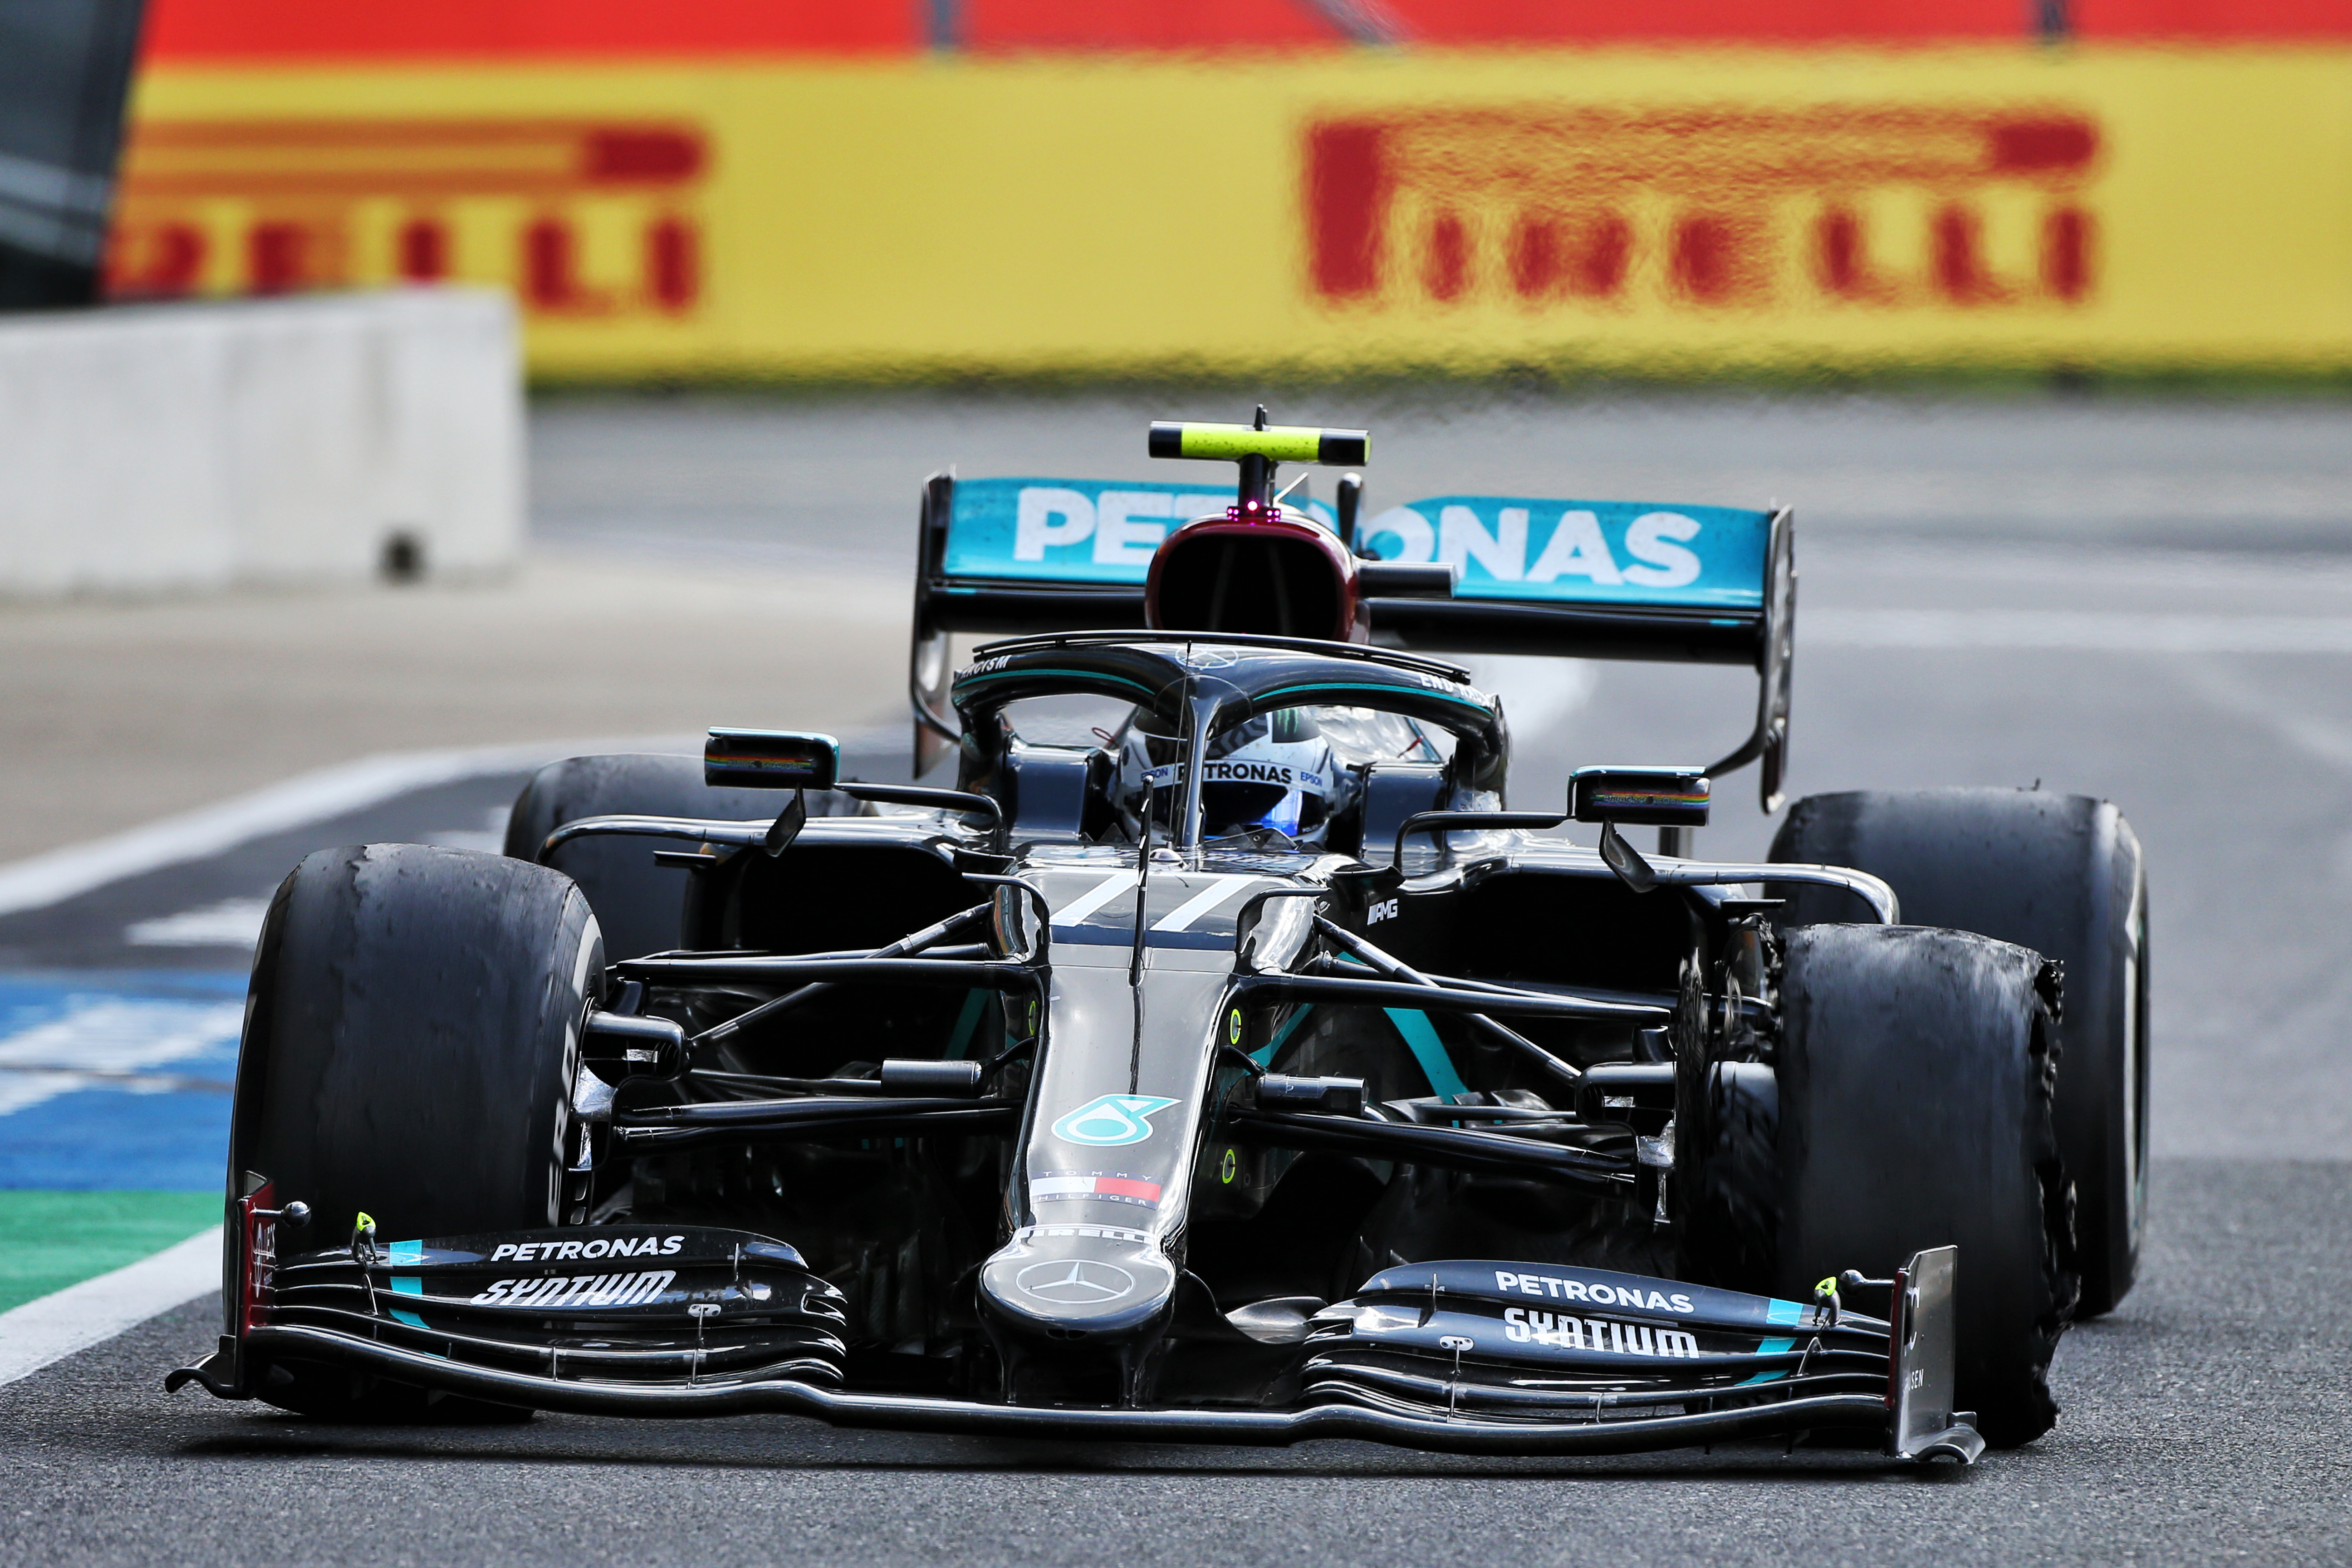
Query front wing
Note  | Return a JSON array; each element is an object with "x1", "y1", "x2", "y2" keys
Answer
[{"x1": 168, "y1": 1191, "x2": 1981, "y2": 1463}]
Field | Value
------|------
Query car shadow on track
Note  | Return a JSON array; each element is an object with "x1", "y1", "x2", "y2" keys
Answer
[{"x1": 166, "y1": 1420, "x2": 1942, "y2": 1485}]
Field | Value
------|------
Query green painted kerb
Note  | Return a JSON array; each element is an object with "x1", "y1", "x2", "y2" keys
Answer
[{"x1": 0, "y1": 1191, "x2": 220, "y2": 1314}]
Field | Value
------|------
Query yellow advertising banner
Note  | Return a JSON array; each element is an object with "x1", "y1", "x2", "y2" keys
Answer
[{"x1": 116, "y1": 48, "x2": 2352, "y2": 376}]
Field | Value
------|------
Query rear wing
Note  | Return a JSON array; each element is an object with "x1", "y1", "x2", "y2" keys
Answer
[
  {"x1": 1357, "y1": 495, "x2": 1794, "y2": 810},
  {"x1": 909, "y1": 474, "x2": 1793, "y2": 808}
]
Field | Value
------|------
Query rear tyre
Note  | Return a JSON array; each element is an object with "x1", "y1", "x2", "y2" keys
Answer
[
  {"x1": 230, "y1": 843, "x2": 601, "y2": 1417},
  {"x1": 505, "y1": 753, "x2": 864, "y2": 961},
  {"x1": 1772, "y1": 925, "x2": 2076, "y2": 1447},
  {"x1": 1770, "y1": 789, "x2": 2148, "y2": 1315}
]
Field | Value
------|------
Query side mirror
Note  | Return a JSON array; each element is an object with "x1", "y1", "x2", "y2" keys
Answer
[
  {"x1": 705, "y1": 729, "x2": 840, "y2": 791},
  {"x1": 1567, "y1": 766, "x2": 1710, "y2": 828}
]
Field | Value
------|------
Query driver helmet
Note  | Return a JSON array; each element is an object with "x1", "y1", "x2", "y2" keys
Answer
[{"x1": 1197, "y1": 708, "x2": 1338, "y2": 847}]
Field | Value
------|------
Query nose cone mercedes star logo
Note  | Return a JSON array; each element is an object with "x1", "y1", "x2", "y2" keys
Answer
[{"x1": 1015, "y1": 1259, "x2": 1136, "y2": 1306}]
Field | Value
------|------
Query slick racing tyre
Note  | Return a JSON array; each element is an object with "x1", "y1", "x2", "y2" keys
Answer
[
  {"x1": 504, "y1": 752, "x2": 863, "y2": 961},
  {"x1": 1769, "y1": 789, "x2": 2149, "y2": 1316},
  {"x1": 229, "y1": 843, "x2": 601, "y2": 1418},
  {"x1": 1772, "y1": 925, "x2": 2077, "y2": 1447}
]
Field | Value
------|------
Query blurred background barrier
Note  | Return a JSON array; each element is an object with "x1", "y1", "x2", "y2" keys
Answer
[
  {"x1": 0, "y1": 288, "x2": 522, "y2": 598},
  {"x1": 95, "y1": 0, "x2": 2352, "y2": 380}
]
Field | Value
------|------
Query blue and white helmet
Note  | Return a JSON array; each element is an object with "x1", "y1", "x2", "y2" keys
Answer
[{"x1": 1196, "y1": 709, "x2": 1337, "y2": 846}]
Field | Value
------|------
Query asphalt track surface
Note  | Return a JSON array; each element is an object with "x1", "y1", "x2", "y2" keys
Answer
[
  {"x1": 6, "y1": 391, "x2": 2352, "y2": 1565},
  {"x1": 0, "y1": 1159, "x2": 2336, "y2": 1568}
]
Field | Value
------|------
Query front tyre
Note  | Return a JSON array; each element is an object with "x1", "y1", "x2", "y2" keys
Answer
[
  {"x1": 1774, "y1": 925, "x2": 2078, "y2": 1447},
  {"x1": 1771, "y1": 789, "x2": 2149, "y2": 1316},
  {"x1": 229, "y1": 843, "x2": 601, "y2": 1416}
]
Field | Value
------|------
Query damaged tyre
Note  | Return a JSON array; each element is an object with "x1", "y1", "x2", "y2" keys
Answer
[
  {"x1": 1770, "y1": 789, "x2": 2148, "y2": 1315},
  {"x1": 1771, "y1": 924, "x2": 2077, "y2": 1446},
  {"x1": 228, "y1": 843, "x2": 600, "y2": 1417}
]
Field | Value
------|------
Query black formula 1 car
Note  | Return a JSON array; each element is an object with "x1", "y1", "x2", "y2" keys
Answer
[{"x1": 173, "y1": 414, "x2": 2150, "y2": 1465}]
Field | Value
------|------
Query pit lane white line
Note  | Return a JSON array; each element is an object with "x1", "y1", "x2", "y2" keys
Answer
[
  {"x1": 1808, "y1": 608, "x2": 2352, "y2": 653},
  {"x1": 0, "y1": 735, "x2": 692, "y2": 919},
  {"x1": 0, "y1": 995, "x2": 243, "y2": 1117},
  {"x1": 121, "y1": 898, "x2": 277, "y2": 949},
  {"x1": 0, "y1": 1226, "x2": 221, "y2": 1388}
]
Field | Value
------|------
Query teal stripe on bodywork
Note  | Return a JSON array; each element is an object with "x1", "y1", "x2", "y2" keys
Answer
[
  {"x1": 1254, "y1": 680, "x2": 1490, "y2": 713},
  {"x1": 1383, "y1": 1009, "x2": 1468, "y2": 1100},
  {"x1": 944, "y1": 989, "x2": 988, "y2": 1059},
  {"x1": 387, "y1": 1241, "x2": 429, "y2": 1328},
  {"x1": 1739, "y1": 1296, "x2": 1810, "y2": 1386},
  {"x1": 1321, "y1": 955, "x2": 1468, "y2": 1098}
]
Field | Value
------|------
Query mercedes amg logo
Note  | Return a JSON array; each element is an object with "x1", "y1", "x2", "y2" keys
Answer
[{"x1": 1015, "y1": 1258, "x2": 1136, "y2": 1305}]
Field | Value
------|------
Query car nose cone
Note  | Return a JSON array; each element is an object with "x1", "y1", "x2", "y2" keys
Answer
[{"x1": 980, "y1": 1235, "x2": 1175, "y2": 1338}]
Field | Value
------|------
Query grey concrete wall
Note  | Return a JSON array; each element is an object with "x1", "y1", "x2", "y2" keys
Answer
[{"x1": 0, "y1": 288, "x2": 522, "y2": 597}]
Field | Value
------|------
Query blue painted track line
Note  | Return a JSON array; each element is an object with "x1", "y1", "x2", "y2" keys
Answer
[{"x1": 0, "y1": 973, "x2": 246, "y2": 1191}]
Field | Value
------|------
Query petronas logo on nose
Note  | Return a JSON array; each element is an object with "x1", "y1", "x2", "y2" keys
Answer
[{"x1": 1051, "y1": 1095, "x2": 1178, "y2": 1147}]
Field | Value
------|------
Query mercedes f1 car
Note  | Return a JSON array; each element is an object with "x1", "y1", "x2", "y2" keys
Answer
[{"x1": 173, "y1": 413, "x2": 2150, "y2": 1464}]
